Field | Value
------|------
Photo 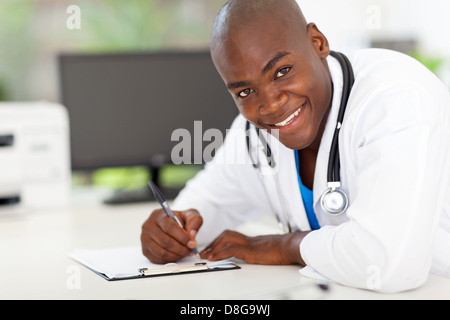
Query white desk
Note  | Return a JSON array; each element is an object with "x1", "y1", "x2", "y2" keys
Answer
[{"x1": 1, "y1": 198, "x2": 449, "y2": 300}]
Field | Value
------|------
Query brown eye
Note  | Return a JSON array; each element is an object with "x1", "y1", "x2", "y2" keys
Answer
[
  {"x1": 238, "y1": 88, "x2": 254, "y2": 98},
  {"x1": 276, "y1": 67, "x2": 291, "y2": 79}
]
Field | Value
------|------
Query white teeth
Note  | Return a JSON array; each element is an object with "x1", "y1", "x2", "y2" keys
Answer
[
  {"x1": 274, "y1": 105, "x2": 303, "y2": 127},
  {"x1": 275, "y1": 113, "x2": 295, "y2": 127}
]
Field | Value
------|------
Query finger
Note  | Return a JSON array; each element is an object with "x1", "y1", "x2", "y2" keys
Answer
[
  {"x1": 206, "y1": 243, "x2": 242, "y2": 261},
  {"x1": 141, "y1": 234, "x2": 186, "y2": 264},
  {"x1": 141, "y1": 218, "x2": 192, "y2": 263},
  {"x1": 158, "y1": 214, "x2": 192, "y2": 247},
  {"x1": 141, "y1": 210, "x2": 192, "y2": 261},
  {"x1": 203, "y1": 230, "x2": 246, "y2": 251},
  {"x1": 201, "y1": 230, "x2": 247, "y2": 258},
  {"x1": 177, "y1": 209, "x2": 203, "y2": 236},
  {"x1": 200, "y1": 231, "x2": 227, "y2": 255},
  {"x1": 147, "y1": 221, "x2": 192, "y2": 258}
]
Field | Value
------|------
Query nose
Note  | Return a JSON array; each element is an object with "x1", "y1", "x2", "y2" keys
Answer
[{"x1": 258, "y1": 86, "x2": 288, "y2": 116}]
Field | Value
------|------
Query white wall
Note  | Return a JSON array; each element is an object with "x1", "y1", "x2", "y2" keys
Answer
[{"x1": 297, "y1": 0, "x2": 450, "y2": 57}]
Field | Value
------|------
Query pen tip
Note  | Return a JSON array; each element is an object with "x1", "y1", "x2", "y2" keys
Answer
[{"x1": 196, "y1": 253, "x2": 201, "y2": 260}]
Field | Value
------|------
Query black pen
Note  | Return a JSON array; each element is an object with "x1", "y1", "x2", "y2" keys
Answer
[{"x1": 148, "y1": 181, "x2": 201, "y2": 259}]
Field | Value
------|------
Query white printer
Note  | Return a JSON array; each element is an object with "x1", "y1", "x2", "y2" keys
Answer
[{"x1": 0, "y1": 102, "x2": 71, "y2": 208}]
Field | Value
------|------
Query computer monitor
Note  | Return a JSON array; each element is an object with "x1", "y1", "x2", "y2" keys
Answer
[
  {"x1": 58, "y1": 51, "x2": 239, "y2": 203},
  {"x1": 58, "y1": 50, "x2": 238, "y2": 171}
]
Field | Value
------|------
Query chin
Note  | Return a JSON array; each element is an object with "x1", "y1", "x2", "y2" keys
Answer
[
  {"x1": 273, "y1": 128, "x2": 314, "y2": 150},
  {"x1": 276, "y1": 136, "x2": 310, "y2": 151}
]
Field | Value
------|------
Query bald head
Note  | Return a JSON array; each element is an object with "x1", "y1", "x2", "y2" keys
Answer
[{"x1": 210, "y1": 0, "x2": 307, "y2": 54}]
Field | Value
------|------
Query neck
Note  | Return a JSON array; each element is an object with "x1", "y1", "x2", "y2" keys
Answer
[
  {"x1": 306, "y1": 78, "x2": 333, "y2": 155},
  {"x1": 296, "y1": 78, "x2": 333, "y2": 190}
]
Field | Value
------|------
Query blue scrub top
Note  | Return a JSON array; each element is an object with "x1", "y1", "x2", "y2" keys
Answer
[{"x1": 294, "y1": 151, "x2": 320, "y2": 230}]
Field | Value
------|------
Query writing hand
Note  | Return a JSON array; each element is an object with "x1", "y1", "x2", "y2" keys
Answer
[{"x1": 141, "y1": 208, "x2": 203, "y2": 264}]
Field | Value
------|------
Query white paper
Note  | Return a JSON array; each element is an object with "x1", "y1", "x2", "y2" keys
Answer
[{"x1": 69, "y1": 246, "x2": 236, "y2": 280}]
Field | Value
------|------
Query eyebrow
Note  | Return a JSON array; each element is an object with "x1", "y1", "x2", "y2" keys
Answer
[
  {"x1": 226, "y1": 51, "x2": 291, "y2": 90},
  {"x1": 227, "y1": 80, "x2": 252, "y2": 90},
  {"x1": 261, "y1": 51, "x2": 291, "y2": 75}
]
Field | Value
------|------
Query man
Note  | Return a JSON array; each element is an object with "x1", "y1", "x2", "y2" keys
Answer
[{"x1": 141, "y1": 0, "x2": 450, "y2": 292}]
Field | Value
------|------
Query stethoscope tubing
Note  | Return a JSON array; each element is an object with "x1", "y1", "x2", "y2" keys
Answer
[{"x1": 327, "y1": 51, "x2": 354, "y2": 183}]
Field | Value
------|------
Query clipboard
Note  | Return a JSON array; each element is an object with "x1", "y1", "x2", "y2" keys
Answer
[{"x1": 69, "y1": 246, "x2": 240, "y2": 281}]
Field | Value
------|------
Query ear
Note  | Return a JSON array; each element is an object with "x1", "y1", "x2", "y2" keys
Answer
[{"x1": 307, "y1": 23, "x2": 330, "y2": 59}]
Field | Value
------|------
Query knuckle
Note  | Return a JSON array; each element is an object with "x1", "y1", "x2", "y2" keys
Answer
[
  {"x1": 185, "y1": 209, "x2": 203, "y2": 224},
  {"x1": 161, "y1": 218, "x2": 177, "y2": 234},
  {"x1": 185, "y1": 208, "x2": 200, "y2": 218},
  {"x1": 142, "y1": 210, "x2": 163, "y2": 228},
  {"x1": 141, "y1": 217, "x2": 151, "y2": 231},
  {"x1": 159, "y1": 235, "x2": 173, "y2": 249},
  {"x1": 222, "y1": 229, "x2": 237, "y2": 239}
]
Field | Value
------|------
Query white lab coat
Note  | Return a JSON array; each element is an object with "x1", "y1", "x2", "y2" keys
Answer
[{"x1": 172, "y1": 49, "x2": 450, "y2": 293}]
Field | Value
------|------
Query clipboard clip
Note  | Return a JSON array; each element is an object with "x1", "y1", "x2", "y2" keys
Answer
[{"x1": 139, "y1": 262, "x2": 208, "y2": 277}]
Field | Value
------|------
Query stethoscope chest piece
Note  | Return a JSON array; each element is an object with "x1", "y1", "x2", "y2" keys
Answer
[{"x1": 320, "y1": 182, "x2": 348, "y2": 215}]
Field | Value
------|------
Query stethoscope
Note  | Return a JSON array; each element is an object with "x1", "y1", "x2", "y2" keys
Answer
[{"x1": 246, "y1": 51, "x2": 354, "y2": 230}]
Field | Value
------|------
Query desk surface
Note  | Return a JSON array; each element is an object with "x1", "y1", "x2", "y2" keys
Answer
[{"x1": 1, "y1": 196, "x2": 449, "y2": 300}]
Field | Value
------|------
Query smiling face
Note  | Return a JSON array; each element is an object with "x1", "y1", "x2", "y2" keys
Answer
[{"x1": 211, "y1": 9, "x2": 333, "y2": 151}]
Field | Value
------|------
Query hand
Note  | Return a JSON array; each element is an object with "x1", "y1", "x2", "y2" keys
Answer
[
  {"x1": 200, "y1": 230, "x2": 310, "y2": 265},
  {"x1": 141, "y1": 208, "x2": 203, "y2": 264}
]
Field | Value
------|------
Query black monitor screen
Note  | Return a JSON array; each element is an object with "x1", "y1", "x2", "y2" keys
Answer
[{"x1": 58, "y1": 51, "x2": 238, "y2": 170}]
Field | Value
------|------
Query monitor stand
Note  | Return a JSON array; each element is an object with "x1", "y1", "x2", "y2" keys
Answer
[
  {"x1": 0, "y1": 196, "x2": 21, "y2": 206},
  {"x1": 103, "y1": 165, "x2": 181, "y2": 205}
]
